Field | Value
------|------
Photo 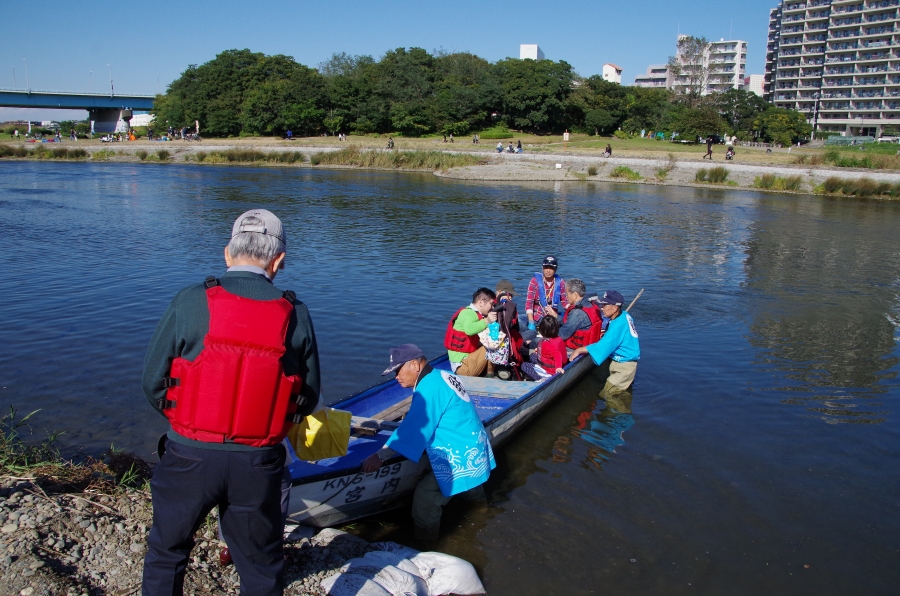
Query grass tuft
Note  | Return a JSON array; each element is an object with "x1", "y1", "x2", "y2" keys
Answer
[
  {"x1": 587, "y1": 165, "x2": 598, "y2": 176},
  {"x1": 609, "y1": 165, "x2": 641, "y2": 180},
  {"x1": 156, "y1": 150, "x2": 170, "y2": 161},
  {"x1": 136, "y1": 150, "x2": 148, "y2": 161}
]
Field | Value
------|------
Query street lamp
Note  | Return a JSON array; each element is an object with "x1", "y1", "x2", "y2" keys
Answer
[
  {"x1": 23, "y1": 59, "x2": 29, "y2": 92},
  {"x1": 108, "y1": 64, "x2": 113, "y2": 96}
]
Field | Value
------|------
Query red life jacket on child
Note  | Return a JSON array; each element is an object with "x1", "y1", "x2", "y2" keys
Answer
[
  {"x1": 160, "y1": 278, "x2": 303, "y2": 447},
  {"x1": 563, "y1": 303, "x2": 605, "y2": 349},
  {"x1": 538, "y1": 337, "x2": 566, "y2": 371},
  {"x1": 444, "y1": 306, "x2": 484, "y2": 353}
]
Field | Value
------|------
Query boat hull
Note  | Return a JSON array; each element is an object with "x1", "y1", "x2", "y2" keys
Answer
[{"x1": 287, "y1": 355, "x2": 600, "y2": 527}]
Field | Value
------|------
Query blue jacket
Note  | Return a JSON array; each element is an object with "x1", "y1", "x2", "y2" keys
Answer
[
  {"x1": 557, "y1": 297, "x2": 592, "y2": 341},
  {"x1": 586, "y1": 312, "x2": 640, "y2": 364},
  {"x1": 385, "y1": 367, "x2": 496, "y2": 497}
]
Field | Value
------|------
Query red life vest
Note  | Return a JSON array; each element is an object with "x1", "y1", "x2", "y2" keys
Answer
[
  {"x1": 538, "y1": 337, "x2": 565, "y2": 371},
  {"x1": 444, "y1": 307, "x2": 484, "y2": 353},
  {"x1": 564, "y1": 303, "x2": 605, "y2": 349},
  {"x1": 160, "y1": 278, "x2": 303, "y2": 447}
]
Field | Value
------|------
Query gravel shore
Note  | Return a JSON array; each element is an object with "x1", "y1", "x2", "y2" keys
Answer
[
  {"x1": 8, "y1": 140, "x2": 900, "y2": 196},
  {"x1": 0, "y1": 478, "x2": 385, "y2": 596}
]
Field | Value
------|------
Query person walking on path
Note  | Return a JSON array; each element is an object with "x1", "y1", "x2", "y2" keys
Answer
[
  {"x1": 569, "y1": 290, "x2": 640, "y2": 410},
  {"x1": 361, "y1": 344, "x2": 495, "y2": 544},
  {"x1": 704, "y1": 136, "x2": 713, "y2": 160},
  {"x1": 141, "y1": 209, "x2": 321, "y2": 596}
]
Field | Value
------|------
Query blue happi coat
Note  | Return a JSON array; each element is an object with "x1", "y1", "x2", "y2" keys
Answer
[{"x1": 385, "y1": 367, "x2": 496, "y2": 497}]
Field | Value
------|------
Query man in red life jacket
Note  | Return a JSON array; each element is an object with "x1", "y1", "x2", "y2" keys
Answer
[
  {"x1": 445, "y1": 288, "x2": 497, "y2": 377},
  {"x1": 141, "y1": 209, "x2": 320, "y2": 596},
  {"x1": 557, "y1": 278, "x2": 604, "y2": 349},
  {"x1": 525, "y1": 256, "x2": 566, "y2": 332}
]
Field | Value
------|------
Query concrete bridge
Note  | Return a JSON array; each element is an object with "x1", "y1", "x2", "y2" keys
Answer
[{"x1": 0, "y1": 89, "x2": 156, "y2": 133}]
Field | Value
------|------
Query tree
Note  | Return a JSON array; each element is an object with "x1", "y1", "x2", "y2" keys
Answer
[
  {"x1": 620, "y1": 87, "x2": 671, "y2": 134},
  {"x1": 569, "y1": 76, "x2": 627, "y2": 134},
  {"x1": 715, "y1": 89, "x2": 769, "y2": 139},
  {"x1": 668, "y1": 36, "x2": 710, "y2": 108},
  {"x1": 494, "y1": 58, "x2": 574, "y2": 132},
  {"x1": 432, "y1": 52, "x2": 499, "y2": 135},
  {"x1": 753, "y1": 107, "x2": 812, "y2": 146},
  {"x1": 584, "y1": 109, "x2": 617, "y2": 135},
  {"x1": 665, "y1": 104, "x2": 726, "y2": 141}
]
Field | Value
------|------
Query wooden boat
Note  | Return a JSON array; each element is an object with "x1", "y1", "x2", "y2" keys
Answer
[{"x1": 285, "y1": 352, "x2": 600, "y2": 528}]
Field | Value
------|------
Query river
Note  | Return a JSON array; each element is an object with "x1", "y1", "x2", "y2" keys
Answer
[{"x1": 1, "y1": 161, "x2": 898, "y2": 594}]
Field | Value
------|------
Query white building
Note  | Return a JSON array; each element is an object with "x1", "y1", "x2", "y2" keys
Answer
[
  {"x1": 745, "y1": 74, "x2": 766, "y2": 96},
  {"x1": 520, "y1": 44, "x2": 545, "y2": 61},
  {"x1": 669, "y1": 35, "x2": 749, "y2": 95},
  {"x1": 634, "y1": 64, "x2": 670, "y2": 88},
  {"x1": 602, "y1": 63, "x2": 623, "y2": 84},
  {"x1": 765, "y1": 0, "x2": 900, "y2": 138}
]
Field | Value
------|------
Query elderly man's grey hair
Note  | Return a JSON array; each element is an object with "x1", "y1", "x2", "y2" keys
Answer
[
  {"x1": 228, "y1": 215, "x2": 285, "y2": 264},
  {"x1": 567, "y1": 278, "x2": 586, "y2": 298}
]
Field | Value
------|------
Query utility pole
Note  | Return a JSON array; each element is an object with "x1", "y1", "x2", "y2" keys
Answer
[
  {"x1": 108, "y1": 64, "x2": 113, "y2": 96},
  {"x1": 23, "y1": 59, "x2": 29, "y2": 92}
]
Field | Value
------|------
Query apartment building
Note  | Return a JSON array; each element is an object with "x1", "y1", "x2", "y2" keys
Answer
[
  {"x1": 634, "y1": 36, "x2": 747, "y2": 93},
  {"x1": 634, "y1": 64, "x2": 670, "y2": 88},
  {"x1": 765, "y1": 0, "x2": 900, "y2": 137}
]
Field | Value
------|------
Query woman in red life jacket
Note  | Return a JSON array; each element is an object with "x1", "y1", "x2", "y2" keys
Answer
[{"x1": 520, "y1": 315, "x2": 567, "y2": 381}]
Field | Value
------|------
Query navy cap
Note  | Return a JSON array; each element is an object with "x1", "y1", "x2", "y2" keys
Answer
[
  {"x1": 542, "y1": 255, "x2": 558, "y2": 268},
  {"x1": 597, "y1": 290, "x2": 624, "y2": 306},
  {"x1": 382, "y1": 344, "x2": 425, "y2": 376}
]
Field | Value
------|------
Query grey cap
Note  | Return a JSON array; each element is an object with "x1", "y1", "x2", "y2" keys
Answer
[{"x1": 231, "y1": 209, "x2": 285, "y2": 250}]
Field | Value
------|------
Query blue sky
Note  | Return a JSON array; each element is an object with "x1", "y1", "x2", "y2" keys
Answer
[{"x1": 2, "y1": 0, "x2": 777, "y2": 122}]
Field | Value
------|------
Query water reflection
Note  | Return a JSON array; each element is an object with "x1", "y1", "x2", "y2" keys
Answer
[{"x1": 743, "y1": 196, "x2": 900, "y2": 424}]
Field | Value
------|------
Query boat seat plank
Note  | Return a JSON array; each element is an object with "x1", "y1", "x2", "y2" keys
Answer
[
  {"x1": 351, "y1": 416, "x2": 401, "y2": 436},
  {"x1": 457, "y1": 376, "x2": 534, "y2": 399},
  {"x1": 371, "y1": 395, "x2": 413, "y2": 421}
]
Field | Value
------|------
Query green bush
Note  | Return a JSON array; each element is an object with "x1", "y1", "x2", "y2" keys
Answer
[
  {"x1": 609, "y1": 165, "x2": 641, "y2": 180},
  {"x1": 707, "y1": 166, "x2": 729, "y2": 183},
  {"x1": 695, "y1": 168, "x2": 708, "y2": 182},
  {"x1": 587, "y1": 165, "x2": 598, "y2": 176},
  {"x1": 0, "y1": 145, "x2": 29, "y2": 158},
  {"x1": 754, "y1": 174, "x2": 803, "y2": 191},
  {"x1": 477, "y1": 126, "x2": 514, "y2": 140},
  {"x1": 196, "y1": 152, "x2": 208, "y2": 162},
  {"x1": 613, "y1": 130, "x2": 630, "y2": 140},
  {"x1": 156, "y1": 150, "x2": 170, "y2": 161},
  {"x1": 136, "y1": 150, "x2": 148, "y2": 161},
  {"x1": 820, "y1": 176, "x2": 900, "y2": 197}
]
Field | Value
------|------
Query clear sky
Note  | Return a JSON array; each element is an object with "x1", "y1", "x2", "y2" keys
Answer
[{"x1": 2, "y1": 0, "x2": 778, "y2": 122}]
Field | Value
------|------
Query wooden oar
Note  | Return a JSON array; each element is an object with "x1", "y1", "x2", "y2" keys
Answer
[{"x1": 626, "y1": 289, "x2": 644, "y2": 313}]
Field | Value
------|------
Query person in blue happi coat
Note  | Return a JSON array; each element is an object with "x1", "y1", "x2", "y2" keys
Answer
[{"x1": 362, "y1": 344, "x2": 496, "y2": 543}]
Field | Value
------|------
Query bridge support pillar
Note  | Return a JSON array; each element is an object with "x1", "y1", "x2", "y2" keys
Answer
[{"x1": 88, "y1": 108, "x2": 133, "y2": 134}]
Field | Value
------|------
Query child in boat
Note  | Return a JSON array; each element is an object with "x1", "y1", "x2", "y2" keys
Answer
[{"x1": 521, "y1": 315, "x2": 567, "y2": 381}]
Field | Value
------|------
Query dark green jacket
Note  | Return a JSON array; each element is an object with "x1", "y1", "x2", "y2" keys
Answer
[{"x1": 141, "y1": 271, "x2": 321, "y2": 451}]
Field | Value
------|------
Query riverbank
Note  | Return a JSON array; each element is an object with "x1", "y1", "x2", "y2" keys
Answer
[
  {"x1": 0, "y1": 476, "x2": 429, "y2": 596},
  {"x1": 3, "y1": 137, "x2": 900, "y2": 198}
]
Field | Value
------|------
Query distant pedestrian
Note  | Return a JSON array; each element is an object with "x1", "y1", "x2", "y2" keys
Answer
[
  {"x1": 497, "y1": 141, "x2": 503, "y2": 153},
  {"x1": 473, "y1": 134, "x2": 477, "y2": 144},
  {"x1": 14, "y1": 129, "x2": 18, "y2": 139},
  {"x1": 704, "y1": 136, "x2": 713, "y2": 160},
  {"x1": 602, "y1": 144, "x2": 612, "y2": 158},
  {"x1": 449, "y1": 133, "x2": 454, "y2": 143},
  {"x1": 475, "y1": 133, "x2": 479, "y2": 144},
  {"x1": 147, "y1": 128, "x2": 153, "y2": 141},
  {"x1": 516, "y1": 140, "x2": 522, "y2": 152},
  {"x1": 443, "y1": 134, "x2": 447, "y2": 143}
]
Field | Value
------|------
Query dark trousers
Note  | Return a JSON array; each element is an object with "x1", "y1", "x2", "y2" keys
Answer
[{"x1": 142, "y1": 438, "x2": 286, "y2": 596}]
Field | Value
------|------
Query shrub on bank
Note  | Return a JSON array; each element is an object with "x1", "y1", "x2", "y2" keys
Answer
[
  {"x1": 587, "y1": 166, "x2": 598, "y2": 176},
  {"x1": 136, "y1": 150, "x2": 148, "y2": 161},
  {"x1": 609, "y1": 165, "x2": 641, "y2": 180},
  {"x1": 0, "y1": 145, "x2": 88, "y2": 160}
]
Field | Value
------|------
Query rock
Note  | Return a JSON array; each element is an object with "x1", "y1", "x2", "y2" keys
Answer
[
  {"x1": 28, "y1": 560, "x2": 45, "y2": 570},
  {"x1": 78, "y1": 520, "x2": 90, "y2": 529},
  {"x1": 1, "y1": 524, "x2": 17, "y2": 534},
  {"x1": 116, "y1": 549, "x2": 127, "y2": 557},
  {"x1": 20, "y1": 588, "x2": 34, "y2": 596}
]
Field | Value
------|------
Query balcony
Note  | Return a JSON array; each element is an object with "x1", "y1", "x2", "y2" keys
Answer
[
  {"x1": 825, "y1": 55, "x2": 857, "y2": 62},
  {"x1": 805, "y1": 46, "x2": 827, "y2": 53},
  {"x1": 862, "y1": 26, "x2": 894, "y2": 35},
  {"x1": 805, "y1": 57, "x2": 827, "y2": 64},
  {"x1": 857, "y1": 52, "x2": 892, "y2": 60},
  {"x1": 830, "y1": 29, "x2": 861, "y2": 38},
  {"x1": 865, "y1": 12, "x2": 897, "y2": 22},
  {"x1": 830, "y1": 42, "x2": 861, "y2": 49},
  {"x1": 826, "y1": 67, "x2": 857, "y2": 73},
  {"x1": 855, "y1": 90, "x2": 885, "y2": 96},
  {"x1": 853, "y1": 102, "x2": 885, "y2": 108},
  {"x1": 866, "y1": 0, "x2": 899, "y2": 9},
  {"x1": 808, "y1": 22, "x2": 830, "y2": 29},
  {"x1": 822, "y1": 91, "x2": 852, "y2": 97},
  {"x1": 857, "y1": 76, "x2": 887, "y2": 83}
]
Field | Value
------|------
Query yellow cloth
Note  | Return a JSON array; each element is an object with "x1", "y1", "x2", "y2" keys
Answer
[{"x1": 288, "y1": 407, "x2": 351, "y2": 461}]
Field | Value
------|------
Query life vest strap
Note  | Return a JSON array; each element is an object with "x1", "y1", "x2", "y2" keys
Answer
[
  {"x1": 157, "y1": 398, "x2": 176, "y2": 410},
  {"x1": 205, "y1": 276, "x2": 220, "y2": 289},
  {"x1": 162, "y1": 377, "x2": 180, "y2": 388}
]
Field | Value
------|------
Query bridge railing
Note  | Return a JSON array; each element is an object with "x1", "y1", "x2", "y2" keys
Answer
[{"x1": 0, "y1": 88, "x2": 155, "y2": 98}]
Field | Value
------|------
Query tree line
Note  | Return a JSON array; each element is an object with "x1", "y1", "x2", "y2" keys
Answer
[{"x1": 151, "y1": 48, "x2": 811, "y2": 145}]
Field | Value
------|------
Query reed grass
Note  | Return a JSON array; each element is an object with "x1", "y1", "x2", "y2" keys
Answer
[
  {"x1": 820, "y1": 176, "x2": 900, "y2": 197},
  {"x1": 156, "y1": 149, "x2": 170, "y2": 161},
  {"x1": 92, "y1": 149, "x2": 117, "y2": 160},
  {"x1": 754, "y1": 173, "x2": 804, "y2": 191},
  {"x1": 794, "y1": 147, "x2": 900, "y2": 169},
  {"x1": 587, "y1": 166, "x2": 598, "y2": 176},
  {"x1": 136, "y1": 150, "x2": 148, "y2": 161},
  {"x1": 310, "y1": 146, "x2": 484, "y2": 170},
  {"x1": 0, "y1": 145, "x2": 88, "y2": 159},
  {"x1": 695, "y1": 166, "x2": 729, "y2": 183}
]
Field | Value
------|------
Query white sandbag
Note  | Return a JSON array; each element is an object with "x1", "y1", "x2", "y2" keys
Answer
[
  {"x1": 322, "y1": 557, "x2": 428, "y2": 596},
  {"x1": 362, "y1": 550, "x2": 424, "y2": 579},
  {"x1": 320, "y1": 572, "x2": 392, "y2": 596},
  {"x1": 410, "y1": 552, "x2": 486, "y2": 595},
  {"x1": 370, "y1": 541, "x2": 421, "y2": 560}
]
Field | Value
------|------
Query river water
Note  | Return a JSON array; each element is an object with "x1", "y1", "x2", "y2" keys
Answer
[{"x1": 1, "y1": 162, "x2": 898, "y2": 594}]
